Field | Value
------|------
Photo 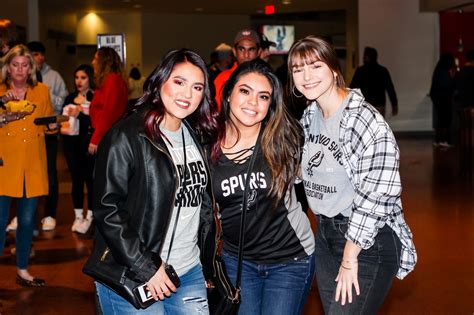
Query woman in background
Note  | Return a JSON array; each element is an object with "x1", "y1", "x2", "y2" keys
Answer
[
  {"x1": 81, "y1": 47, "x2": 128, "y2": 233},
  {"x1": 128, "y1": 66, "x2": 145, "y2": 107},
  {"x1": 209, "y1": 59, "x2": 315, "y2": 315},
  {"x1": 288, "y1": 36, "x2": 417, "y2": 314},
  {"x1": 61, "y1": 64, "x2": 95, "y2": 233},
  {"x1": 429, "y1": 53, "x2": 456, "y2": 147},
  {"x1": 0, "y1": 45, "x2": 55, "y2": 286}
]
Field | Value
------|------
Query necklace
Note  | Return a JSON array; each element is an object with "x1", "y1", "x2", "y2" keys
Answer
[{"x1": 12, "y1": 84, "x2": 27, "y2": 100}]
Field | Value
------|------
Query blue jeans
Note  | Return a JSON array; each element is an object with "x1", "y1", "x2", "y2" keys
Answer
[
  {"x1": 314, "y1": 214, "x2": 401, "y2": 315},
  {"x1": 96, "y1": 264, "x2": 209, "y2": 314},
  {"x1": 222, "y1": 251, "x2": 315, "y2": 315},
  {"x1": 0, "y1": 195, "x2": 38, "y2": 269}
]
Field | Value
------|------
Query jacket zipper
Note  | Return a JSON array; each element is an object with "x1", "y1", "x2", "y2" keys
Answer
[
  {"x1": 100, "y1": 247, "x2": 110, "y2": 261},
  {"x1": 141, "y1": 133, "x2": 179, "y2": 255}
]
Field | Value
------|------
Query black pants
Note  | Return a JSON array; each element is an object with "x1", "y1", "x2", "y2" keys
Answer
[
  {"x1": 314, "y1": 215, "x2": 401, "y2": 315},
  {"x1": 44, "y1": 134, "x2": 58, "y2": 218},
  {"x1": 62, "y1": 135, "x2": 94, "y2": 210}
]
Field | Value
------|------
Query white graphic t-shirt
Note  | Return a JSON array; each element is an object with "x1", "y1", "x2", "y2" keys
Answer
[
  {"x1": 301, "y1": 98, "x2": 355, "y2": 218},
  {"x1": 160, "y1": 125, "x2": 207, "y2": 276}
]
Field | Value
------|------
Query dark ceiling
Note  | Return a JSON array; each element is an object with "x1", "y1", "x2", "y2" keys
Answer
[{"x1": 39, "y1": 0, "x2": 349, "y2": 15}]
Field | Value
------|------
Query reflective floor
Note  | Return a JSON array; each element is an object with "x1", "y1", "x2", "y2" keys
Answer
[{"x1": 0, "y1": 137, "x2": 473, "y2": 314}]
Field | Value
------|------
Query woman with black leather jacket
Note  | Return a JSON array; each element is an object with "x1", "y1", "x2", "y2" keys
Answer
[{"x1": 83, "y1": 49, "x2": 218, "y2": 315}]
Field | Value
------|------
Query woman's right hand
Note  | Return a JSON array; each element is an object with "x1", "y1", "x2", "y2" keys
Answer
[
  {"x1": 145, "y1": 264, "x2": 177, "y2": 301},
  {"x1": 64, "y1": 104, "x2": 81, "y2": 118},
  {"x1": 1, "y1": 90, "x2": 20, "y2": 103}
]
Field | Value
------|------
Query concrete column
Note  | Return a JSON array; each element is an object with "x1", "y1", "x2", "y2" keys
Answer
[{"x1": 27, "y1": 0, "x2": 39, "y2": 41}]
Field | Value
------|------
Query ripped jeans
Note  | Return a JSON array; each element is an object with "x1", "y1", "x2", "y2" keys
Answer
[{"x1": 95, "y1": 264, "x2": 209, "y2": 315}]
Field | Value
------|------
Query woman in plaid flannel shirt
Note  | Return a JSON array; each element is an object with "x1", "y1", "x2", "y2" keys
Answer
[{"x1": 287, "y1": 36, "x2": 417, "y2": 315}]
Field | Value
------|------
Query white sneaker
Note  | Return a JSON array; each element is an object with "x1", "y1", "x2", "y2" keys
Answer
[
  {"x1": 75, "y1": 217, "x2": 93, "y2": 234},
  {"x1": 71, "y1": 217, "x2": 84, "y2": 232},
  {"x1": 41, "y1": 216, "x2": 56, "y2": 231},
  {"x1": 6, "y1": 217, "x2": 18, "y2": 231}
]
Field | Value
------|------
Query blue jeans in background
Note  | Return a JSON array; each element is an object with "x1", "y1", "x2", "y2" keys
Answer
[
  {"x1": 222, "y1": 251, "x2": 315, "y2": 315},
  {"x1": 314, "y1": 214, "x2": 401, "y2": 315},
  {"x1": 96, "y1": 264, "x2": 209, "y2": 315},
  {"x1": 0, "y1": 195, "x2": 38, "y2": 269}
]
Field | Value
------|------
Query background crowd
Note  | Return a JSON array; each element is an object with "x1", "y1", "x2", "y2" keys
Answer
[{"x1": 1, "y1": 16, "x2": 473, "y2": 315}]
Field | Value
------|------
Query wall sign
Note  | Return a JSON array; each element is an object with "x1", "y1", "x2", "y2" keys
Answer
[{"x1": 97, "y1": 33, "x2": 126, "y2": 63}]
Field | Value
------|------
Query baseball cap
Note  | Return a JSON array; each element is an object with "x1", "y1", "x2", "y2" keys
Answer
[
  {"x1": 260, "y1": 34, "x2": 276, "y2": 49},
  {"x1": 234, "y1": 29, "x2": 260, "y2": 46}
]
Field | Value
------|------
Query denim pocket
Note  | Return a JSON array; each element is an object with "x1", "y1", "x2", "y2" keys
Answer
[
  {"x1": 336, "y1": 221, "x2": 348, "y2": 238},
  {"x1": 291, "y1": 255, "x2": 311, "y2": 265}
]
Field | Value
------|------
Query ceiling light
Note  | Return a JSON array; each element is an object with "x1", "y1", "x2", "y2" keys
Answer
[{"x1": 282, "y1": 0, "x2": 292, "y2": 4}]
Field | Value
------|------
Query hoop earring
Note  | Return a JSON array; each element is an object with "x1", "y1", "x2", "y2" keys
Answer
[{"x1": 292, "y1": 86, "x2": 303, "y2": 98}]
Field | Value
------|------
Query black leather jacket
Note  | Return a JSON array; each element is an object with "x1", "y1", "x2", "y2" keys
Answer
[{"x1": 84, "y1": 108, "x2": 216, "y2": 284}]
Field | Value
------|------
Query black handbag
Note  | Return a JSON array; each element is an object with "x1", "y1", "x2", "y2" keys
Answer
[
  {"x1": 83, "y1": 128, "x2": 187, "y2": 310},
  {"x1": 208, "y1": 128, "x2": 261, "y2": 315}
]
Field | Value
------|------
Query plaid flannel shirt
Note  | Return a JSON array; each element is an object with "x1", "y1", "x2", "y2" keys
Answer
[{"x1": 301, "y1": 89, "x2": 417, "y2": 279}]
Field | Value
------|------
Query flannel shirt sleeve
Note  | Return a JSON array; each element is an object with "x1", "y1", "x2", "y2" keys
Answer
[{"x1": 345, "y1": 116, "x2": 402, "y2": 250}]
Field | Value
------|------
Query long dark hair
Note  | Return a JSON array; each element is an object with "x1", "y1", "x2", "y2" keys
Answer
[
  {"x1": 74, "y1": 64, "x2": 95, "y2": 91},
  {"x1": 135, "y1": 48, "x2": 218, "y2": 140},
  {"x1": 211, "y1": 59, "x2": 303, "y2": 202}
]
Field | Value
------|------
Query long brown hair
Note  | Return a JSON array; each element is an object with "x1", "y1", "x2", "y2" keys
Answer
[
  {"x1": 211, "y1": 59, "x2": 303, "y2": 204},
  {"x1": 94, "y1": 47, "x2": 125, "y2": 88},
  {"x1": 287, "y1": 36, "x2": 346, "y2": 93}
]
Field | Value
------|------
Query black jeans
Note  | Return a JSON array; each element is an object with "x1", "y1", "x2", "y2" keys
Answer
[
  {"x1": 62, "y1": 135, "x2": 94, "y2": 209},
  {"x1": 314, "y1": 215, "x2": 401, "y2": 315},
  {"x1": 44, "y1": 134, "x2": 58, "y2": 218}
]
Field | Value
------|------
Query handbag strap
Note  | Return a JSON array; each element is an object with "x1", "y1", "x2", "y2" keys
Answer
[
  {"x1": 165, "y1": 127, "x2": 187, "y2": 264},
  {"x1": 235, "y1": 125, "x2": 264, "y2": 289}
]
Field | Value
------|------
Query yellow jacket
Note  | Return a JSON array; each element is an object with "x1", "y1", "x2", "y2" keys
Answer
[{"x1": 0, "y1": 83, "x2": 55, "y2": 198}]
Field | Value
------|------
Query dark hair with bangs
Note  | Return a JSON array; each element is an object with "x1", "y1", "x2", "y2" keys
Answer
[
  {"x1": 134, "y1": 48, "x2": 218, "y2": 141},
  {"x1": 211, "y1": 59, "x2": 303, "y2": 204},
  {"x1": 74, "y1": 64, "x2": 95, "y2": 90},
  {"x1": 287, "y1": 36, "x2": 345, "y2": 93}
]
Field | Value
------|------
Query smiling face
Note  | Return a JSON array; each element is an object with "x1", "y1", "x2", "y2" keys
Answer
[
  {"x1": 75, "y1": 70, "x2": 90, "y2": 94},
  {"x1": 291, "y1": 58, "x2": 337, "y2": 101},
  {"x1": 228, "y1": 72, "x2": 272, "y2": 130},
  {"x1": 160, "y1": 61, "x2": 205, "y2": 131},
  {"x1": 7, "y1": 55, "x2": 32, "y2": 84}
]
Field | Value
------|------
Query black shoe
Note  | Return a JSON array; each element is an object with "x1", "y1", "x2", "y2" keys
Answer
[{"x1": 16, "y1": 275, "x2": 45, "y2": 287}]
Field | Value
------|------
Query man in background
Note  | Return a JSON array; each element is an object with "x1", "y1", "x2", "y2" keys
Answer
[
  {"x1": 350, "y1": 46, "x2": 398, "y2": 117},
  {"x1": 27, "y1": 41, "x2": 67, "y2": 231},
  {"x1": 208, "y1": 43, "x2": 233, "y2": 99},
  {"x1": 214, "y1": 29, "x2": 261, "y2": 110}
]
